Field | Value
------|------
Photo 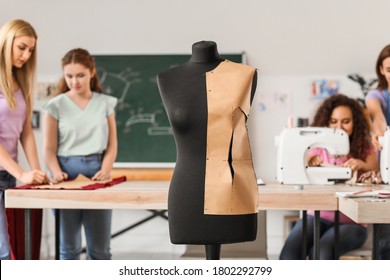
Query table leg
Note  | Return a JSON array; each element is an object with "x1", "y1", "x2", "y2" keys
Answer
[
  {"x1": 25, "y1": 208, "x2": 31, "y2": 260},
  {"x1": 372, "y1": 224, "x2": 380, "y2": 260},
  {"x1": 111, "y1": 210, "x2": 168, "y2": 238},
  {"x1": 313, "y1": 211, "x2": 320, "y2": 259},
  {"x1": 334, "y1": 210, "x2": 340, "y2": 259},
  {"x1": 302, "y1": 210, "x2": 307, "y2": 259},
  {"x1": 55, "y1": 209, "x2": 60, "y2": 260}
]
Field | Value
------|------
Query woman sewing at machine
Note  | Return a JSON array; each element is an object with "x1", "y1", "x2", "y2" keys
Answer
[{"x1": 279, "y1": 93, "x2": 378, "y2": 260}]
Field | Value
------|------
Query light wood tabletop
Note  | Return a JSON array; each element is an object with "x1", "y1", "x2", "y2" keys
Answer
[
  {"x1": 5, "y1": 180, "x2": 170, "y2": 210},
  {"x1": 6, "y1": 181, "x2": 367, "y2": 211},
  {"x1": 257, "y1": 183, "x2": 367, "y2": 211},
  {"x1": 338, "y1": 187, "x2": 390, "y2": 224}
]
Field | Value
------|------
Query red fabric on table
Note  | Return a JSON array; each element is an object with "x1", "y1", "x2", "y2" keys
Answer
[{"x1": 81, "y1": 176, "x2": 126, "y2": 190}]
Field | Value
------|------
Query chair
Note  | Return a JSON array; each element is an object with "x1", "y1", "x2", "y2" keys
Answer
[{"x1": 180, "y1": 210, "x2": 268, "y2": 259}]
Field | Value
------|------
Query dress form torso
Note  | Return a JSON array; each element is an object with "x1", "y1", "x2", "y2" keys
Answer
[{"x1": 157, "y1": 41, "x2": 258, "y2": 245}]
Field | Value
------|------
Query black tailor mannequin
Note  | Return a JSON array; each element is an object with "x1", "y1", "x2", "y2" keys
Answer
[{"x1": 157, "y1": 41, "x2": 258, "y2": 260}]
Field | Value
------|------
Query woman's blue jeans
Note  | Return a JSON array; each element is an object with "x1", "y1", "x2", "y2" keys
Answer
[
  {"x1": 378, "y1": 224, "x2": 390, "y2": 259},
  {"x1": 57, "y1": 154, "x2": 112, "y2": 260},
  {"x1": 0, "y1": 171, "x2": 16, "y2": 260},
  {"x1": 279, "y1": 214, "x2": 368, "y2": 260}
]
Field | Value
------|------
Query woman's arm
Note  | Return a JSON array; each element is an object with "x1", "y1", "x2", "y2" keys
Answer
[
  {"x1": 0, "y1": 114, "x2": 46, "y2": 184},
  {"x1": 343, "y1": 152, "x2": 379, "y2": 172},
  {"x1": 366, "y1": 98, "x2": 387, "y2": 149},
  {"x1": 43, "y1": 113, "x2": 67, "y2": 182},
  {"x1": 92, "y1": 113, "x2": 118, "y2": 181},
  {"x1": 0, "y1": 143, "x2": 24, "y2": 180},
  {"x1": 0, "y1": 143, "x2": 45, "y2": 183},
  {"x1": 20, "y1": 114, "x2": 41, "y2": 170}
]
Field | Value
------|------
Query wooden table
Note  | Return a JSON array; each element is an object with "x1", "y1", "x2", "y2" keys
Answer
[
  {"x1": 338, "y1": 186, "x2": 390, "y2": 259},
  {"x1": 9, "y1": 181, "x2": 355, "y2": 210},
  {"x1": 6, "y1": 181, "x2": 366, "y2": 260},
  {"x1": 5, "y1": 180, "x2": 169, "y2": 259},
  {"x1": 258, "y1": 183, "x2": 347, "y2": 210},
  {"x1": 258, "y1": 183, "x2": 364, "y2": 259},
  {"x1": 5, "y1": 180, "x2": 169, "y2": 210}
]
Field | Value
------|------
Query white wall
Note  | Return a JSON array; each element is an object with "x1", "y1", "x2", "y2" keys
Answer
[
  {"x1": 2, "y1": 0, "x2": 387, "y2": 179},
  {"x1": 2, "y1": 0, "x2": 388, "y2": 259},
  {"x1": 2, "y1": 0, "x2": 389, "y2": 76}
]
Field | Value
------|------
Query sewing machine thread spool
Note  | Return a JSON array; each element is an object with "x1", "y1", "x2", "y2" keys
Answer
[
  {"x1": 287, "y1": 116, "x2": 294, "y2": 128},
  {"x1": 297, "y1": 118, "x2": 309, "y2": 127}
]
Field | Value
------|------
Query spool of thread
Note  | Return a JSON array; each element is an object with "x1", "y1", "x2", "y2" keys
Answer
[{"x1": 297, "y1": 118, "x2": 309, "y2": 127}]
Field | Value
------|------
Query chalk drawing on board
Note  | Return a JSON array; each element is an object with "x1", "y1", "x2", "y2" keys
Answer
[
  {"x1": 99, "y1": 67, "x2": 142, "y2": 111},
  {"x1": 97, "y1": 67, "x2": 174, "y2": 135},
  {"x1": 95, "y1": 61, "x2": 176, "y2": 168}
]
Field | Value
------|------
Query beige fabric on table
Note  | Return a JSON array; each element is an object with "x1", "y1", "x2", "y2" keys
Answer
[{"x1": 204, "y1": 60, "x2": 258, "y2": 215}]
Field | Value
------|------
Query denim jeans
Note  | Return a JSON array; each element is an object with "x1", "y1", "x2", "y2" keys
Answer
[
  {"x1": 279, "y1": 214, "x2": 368, "y2": 260},
  {"x1": 378, "y1": 224, "x2": 390, "y2": 259},
  {"x1": 0, "y1": 171, "x2": 16, "y2": 260},
  {"x1": 57, "y1": 154, "x2": 112, "y2": 260}
]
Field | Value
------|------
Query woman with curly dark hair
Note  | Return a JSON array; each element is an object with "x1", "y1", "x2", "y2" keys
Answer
[
  {"x1": 280, "y1": 93, "x2": 378, "y2": 260},
  {"x1": 309, "y1": 94, "x2": 377, "y2": 172}
]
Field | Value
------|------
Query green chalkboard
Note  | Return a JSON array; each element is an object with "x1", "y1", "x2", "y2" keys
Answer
[{"x1": 94, "y1": 54, "x2": 243, "y2": 167}]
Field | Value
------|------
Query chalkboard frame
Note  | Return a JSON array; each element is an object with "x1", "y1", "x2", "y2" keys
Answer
[{"x1": 93, "y1": 53, "x2": 245, "y2": 168}]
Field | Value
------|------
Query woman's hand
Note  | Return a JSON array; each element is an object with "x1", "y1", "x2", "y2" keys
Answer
[
  {"x1": 358, "y1": 170, "x2": 382, "y2": 184},
  {"x1": 371, "y1": 132, "x2": 384, "y2": 150},
  {"x1": 343, "y1": 158, "x2": 365, "y2": 171},
  {"x1": 92, "y1": 170, "x2": 111, "y2": 182},
  {"x1": 307, "y1": 155, "x2": 323, "y2": 166},
  {"x1": 19, "y1": 170, "x2": 47, "y2": 184},
  {"x1": 50, "y1": 171, "x2": 68, "y2": 184}
]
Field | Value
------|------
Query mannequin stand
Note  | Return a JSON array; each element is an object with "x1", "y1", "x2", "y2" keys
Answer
[{"x1": 205, "y1": 244, "x2": 221, "y2": 260}]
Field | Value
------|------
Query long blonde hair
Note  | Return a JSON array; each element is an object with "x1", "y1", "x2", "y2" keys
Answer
[{"x1": 0, "y1": 19, "x2": 37, "y2": 115}]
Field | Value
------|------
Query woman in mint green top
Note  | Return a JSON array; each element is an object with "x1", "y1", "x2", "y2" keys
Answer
[
  {"x1": 43, "y1": 48, "x2": 118, "y2": 260},
  {"x1": 44, "y1": 91, "x2": 117, "y2": 157}
]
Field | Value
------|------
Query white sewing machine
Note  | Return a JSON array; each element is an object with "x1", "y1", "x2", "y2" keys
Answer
[
  {"x1": 276, "y1": 127, "x2": 352, "y2": 185},
  {"x1": 380, "y1": 128, "x2": 390, "y2": 183}
]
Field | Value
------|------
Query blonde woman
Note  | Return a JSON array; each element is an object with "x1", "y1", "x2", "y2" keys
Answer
[{"x1": 0, "y1": 19, "x2": 46, "y2": 260}]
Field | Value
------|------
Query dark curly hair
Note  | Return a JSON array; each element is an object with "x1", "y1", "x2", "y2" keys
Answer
[{"x1": 311, "y1": 94, "x2": 371, "y2": 159}]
